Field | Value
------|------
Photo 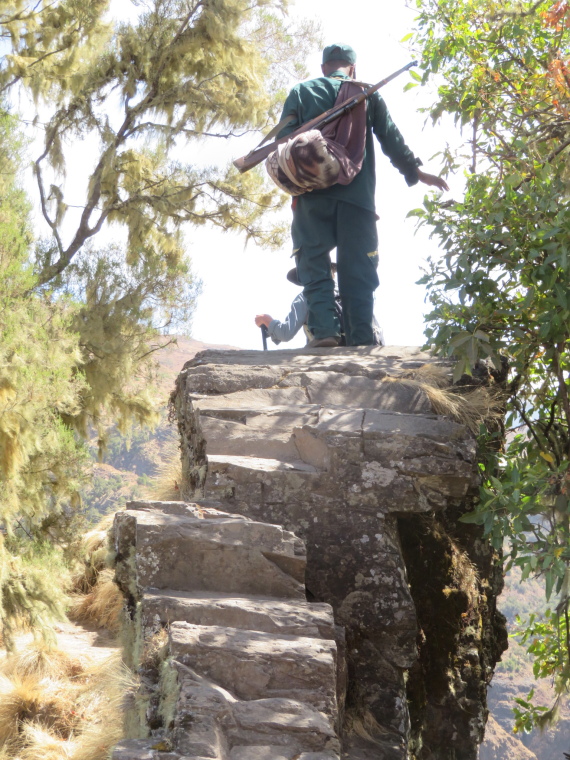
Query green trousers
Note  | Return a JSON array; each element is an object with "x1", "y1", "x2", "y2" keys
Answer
[{"x1": 291, "y1": 195, "x2": 379, "y2": 346}]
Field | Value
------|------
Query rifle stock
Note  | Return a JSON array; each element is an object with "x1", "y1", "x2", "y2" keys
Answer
[{"x1": 233, "y1": 61, "x2": 417, "y2": 174}]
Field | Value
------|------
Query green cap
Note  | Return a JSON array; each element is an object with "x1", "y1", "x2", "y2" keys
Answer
[{"x1": 322, "y1": 44, "x2": 356, "y2": 66}]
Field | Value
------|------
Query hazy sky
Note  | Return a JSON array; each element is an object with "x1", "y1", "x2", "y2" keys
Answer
[{"x1": 188, "y1": 0, "x2": 463, "y2": 350}]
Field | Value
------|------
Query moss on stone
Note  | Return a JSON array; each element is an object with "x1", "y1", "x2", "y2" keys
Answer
[
  {"x1": 158, "y1": 658, "x2": 181, "y2": 733},
  {"x1": 399, "y1": 505, "x2": 507, "y2": 760}
]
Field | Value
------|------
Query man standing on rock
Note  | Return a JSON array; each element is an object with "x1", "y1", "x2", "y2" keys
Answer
[{"x1": 277, "y1": 43, "x2": 449, "y2": 348}]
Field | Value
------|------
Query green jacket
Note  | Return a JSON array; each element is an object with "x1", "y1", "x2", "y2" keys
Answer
[{"x1": 277, "y1": 71, "x2": 422, "y2": 213}]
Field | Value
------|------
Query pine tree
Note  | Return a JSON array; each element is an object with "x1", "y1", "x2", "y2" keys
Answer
[
  {"x1": 2, "y1": 0, "x2": 317, "y2": 286},
  {"x1": 0, "y1": 110, "x2": 86, "y2": 645},
  {"x1": 5, "y1": 0, "x2": 317, "y2": 437}
]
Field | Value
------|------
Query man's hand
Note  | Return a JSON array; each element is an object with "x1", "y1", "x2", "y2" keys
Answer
[
  {"x1": 255, "y1": 314, "x2": 273, "y2": 328},
  {"x1": 417, "y1": 169, "x2": 449, "y2": 192}
]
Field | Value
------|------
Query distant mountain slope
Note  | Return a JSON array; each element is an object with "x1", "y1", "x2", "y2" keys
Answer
[
  {"x1": 82, "y1": 337, "x2": 239, "y2": 509},
  {"x1": 481, "y1": 571, "x2": 569, "y2": 760},
  {"x1": 155, "y1": 336, "x2": 239, "y2": 394}
]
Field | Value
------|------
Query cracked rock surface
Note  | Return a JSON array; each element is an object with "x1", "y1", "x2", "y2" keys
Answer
[{"x1": 171, "y1": 346, "x2": 507, "y2": 759}]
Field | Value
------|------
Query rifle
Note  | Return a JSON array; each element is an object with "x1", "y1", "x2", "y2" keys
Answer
[{"x1": 233, "y1": 61, "x2": 418, "y2": 174}]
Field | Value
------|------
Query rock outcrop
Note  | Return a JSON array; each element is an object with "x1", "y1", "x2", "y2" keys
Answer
[
  {"x1": 171, "y1": 346, "x2": 508, "y2": 759},
  {"x1": 113, "y1": 499, "x2": 344, "y2": 760}
]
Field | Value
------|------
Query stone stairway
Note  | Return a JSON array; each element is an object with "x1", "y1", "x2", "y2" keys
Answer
[
  {"x1": 170, "y1": 346, "x2": 506, "y2": 759},
  {"x1": 112, "y1": 499, "x2": 345, "y2": 760}
]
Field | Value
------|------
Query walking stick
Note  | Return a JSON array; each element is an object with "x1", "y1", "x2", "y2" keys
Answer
[{"x1": 261, "y1": 325, "x2": 268, "y2": 351}]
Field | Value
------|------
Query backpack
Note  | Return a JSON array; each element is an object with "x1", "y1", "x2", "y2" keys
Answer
[{"x1": 266, "y1": 80, "x2": 368, "y2": 196}]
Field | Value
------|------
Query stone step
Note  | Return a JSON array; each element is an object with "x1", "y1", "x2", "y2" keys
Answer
[
  {"x1": 227, "y1": 698, "x2": 339, "y2": 753},
  {"x1": 191, "y1": 373, "x2": 432, "y2": 416},
  {"x1": 199, "y1": 415, "x2": 301, "y2": 461},
  {"x1": 169, "y1": 622, "x2": 338, "y2": 715},
  {"x1": 229, "y1": 748, "x2": 292, "y2": 760},
  {"x1": 231, "y1": 752, "x2": 338, "y2": 760},
  {"x1": 181, "y1": 363, "x2": 286, "y2": 396},
  {"x1": 111, "y1": 739, "x2": 180, "y2": 760},
  {"x1": 196, "y1": 393, "x2": 436, "y2": 463},
  {"x1": 208, "y1": 453, "x2": 318, "y2": 475},
  {"x1": 126, "y1": 499, "x2": 242, "y2": 518},
  {"x1": 205, "y1": 454, "x2": 322, "y2": 515},
  {"x1": 195, "y1": 402, "x2": 320, "y2": 423},
  {"x1": 206, "y1": 455, "x2": 319, "y2": 507},
  {"x1": 280, "y1": 371, "x2": 432, "y2": 413},
  {"x1": 180, "y1": 345, "x2": 436, "y2": 373},
  {"x1": 190, "y1": 386, "x2": 310, "y2": 408},
  {"x1": 168, "y1": 661, "x2": 339, "y2": 759},
  {"x1": 195, "y1": 405, "x2": 323, "y2": 465},
  {"x1": 205, "y1": 454, "x2": 321, "y2": 512},
  {"x1": 142, "y1": 589, "x2": 337, "y2": 640},
  {"x1": 114, "y1": 505, "x2": 306, "y2": 599}
]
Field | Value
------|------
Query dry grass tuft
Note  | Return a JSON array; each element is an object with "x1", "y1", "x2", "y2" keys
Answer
[
  {"x1": 0, "y1": 647, "x2": 136, "y2": 760},
  {"x1": 0, "y1": 674, "x2": 45, "y2": 745},
  {"x1": 423, "y1": 384, "x2": 503, "y2": 434},
  {"x1": 69, "y1": 570, "x2": 123, "y2": 633},
  {"x1": 398, "y1": 362, "x2": 452, "y2": 389},
  {"x1": 81, "y1": 514, "x2": 115, "y2": 557},
  {"x1": 0, "y1": 673, "x2": 77, "y2": 746},
  {"x1": 71, "y1": 716, "x2": 125, "y2": 760},
  {"x1": 0, "y1": 644, "x2": 83, "y2": 682},
  {"x1": 143, "y1": 446, "x2": 182, "y2": 502},
  {"x1": 344, "y1": 708, "x2": 393, "y2": 746},
  {"x1": 68, "y1": 513, "x2": 125, "y2": 635},
  {"x1": 382, "y1": 364, "x2": 504, "y2": 434},
  {"x1": 446, "y1": 538, "x2": 480, "y2": 610},
  {"x1": 140, "y1": 628, "x2": 168, "y2": 672},
  {"x1": 70, "y1": 514, "x2": 116, "y2": 595},
  {"x1": 72, "y1": 655, "x2": 136, "y2": 760},
  {"x1": 19, "y1": 724, "x2": 75, "y2": 760}
]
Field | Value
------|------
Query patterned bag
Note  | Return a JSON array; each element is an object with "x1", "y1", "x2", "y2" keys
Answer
[
  {"x1": 266, "y1": 130, "x2": 341, "y2": 196},
  {"x1": 266, "y1": 81, "x2": 367, "y2": 196}
]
